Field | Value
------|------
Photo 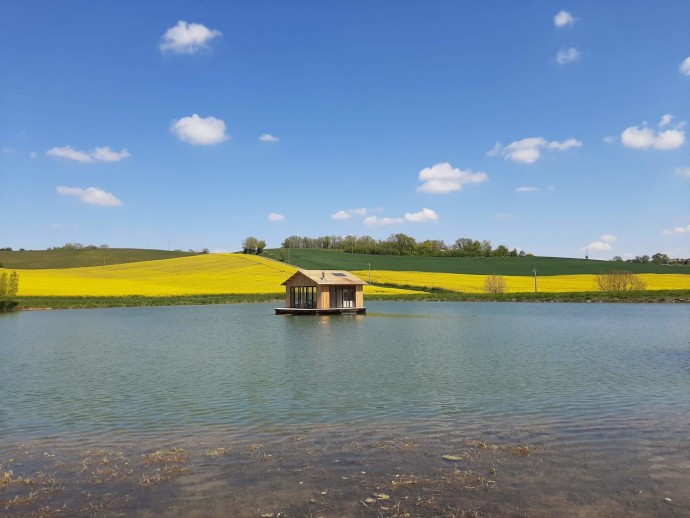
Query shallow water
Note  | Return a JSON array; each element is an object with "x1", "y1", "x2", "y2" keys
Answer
[{"x1": 1, "y1": 302, "x2": 689, "y2": 516}]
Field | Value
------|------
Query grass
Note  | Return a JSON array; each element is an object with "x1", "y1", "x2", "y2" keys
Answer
[
  {"x1": 0, "y1": 248, "x2": 200, "y2": 269},
  {"x1": 264, "y1": 248, "x2": 689, "y2": 276}
]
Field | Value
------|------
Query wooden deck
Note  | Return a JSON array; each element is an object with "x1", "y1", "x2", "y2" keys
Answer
[{"x1": 274, "y1": 307, "x2": 366, "y2": 316}]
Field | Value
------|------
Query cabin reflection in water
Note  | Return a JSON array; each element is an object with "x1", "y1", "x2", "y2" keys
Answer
[{"x1": 275, "y1": 270, "x2": 367, "y2": 315}]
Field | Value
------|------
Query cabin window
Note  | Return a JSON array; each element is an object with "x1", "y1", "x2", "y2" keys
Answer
[
  {"x1": 290, "y1": 286, "x2": 316, "y2": 308},
  {"x1": 330, "y1": 286, "x2": 355, "y2": 308}
]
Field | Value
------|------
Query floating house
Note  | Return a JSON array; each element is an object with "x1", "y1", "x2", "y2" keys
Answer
[{"x1": 275, "y1": 270, "x2": 367, "y2": 315}]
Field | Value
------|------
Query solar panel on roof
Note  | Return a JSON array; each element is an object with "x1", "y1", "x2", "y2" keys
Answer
[{"x1": 332, "y1": 273, "x2": 346, "y2": 276}]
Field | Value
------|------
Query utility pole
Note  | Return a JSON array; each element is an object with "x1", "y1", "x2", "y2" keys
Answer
[{"x1": 532, "y1": 268, "x2": 538, "y2": 293}]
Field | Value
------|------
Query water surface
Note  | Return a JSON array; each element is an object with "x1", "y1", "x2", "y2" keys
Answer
[{"x1": 1, "y1": 302, "x2": 689, "y2": 516}]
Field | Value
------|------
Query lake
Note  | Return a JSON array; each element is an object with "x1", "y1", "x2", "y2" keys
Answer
[{"x1": 1, "y1": 302, "x2": 689, "y2": 516}]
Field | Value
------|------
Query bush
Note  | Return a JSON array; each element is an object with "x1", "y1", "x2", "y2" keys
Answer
[
  {"x1": 484, "y1": 274, "x2": 507, "y2": 294},
  {"x1": 594, "y1": 270, "x2": 646, "y2": 291}
]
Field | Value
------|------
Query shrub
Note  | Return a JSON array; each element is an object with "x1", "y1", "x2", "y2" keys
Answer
[
  {"x1": 594, "y1": 270, "x2": 646, "y2": 291},
  {"x1": 484, "y1": 274, "x2": 507, "y2": 294}
]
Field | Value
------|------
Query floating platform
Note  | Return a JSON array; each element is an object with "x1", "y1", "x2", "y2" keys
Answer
[{"x1": 275, "y1": 307, "x2": 366, "y2": 316}]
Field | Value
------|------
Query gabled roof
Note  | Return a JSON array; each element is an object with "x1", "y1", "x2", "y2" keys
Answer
[{"x1": 281, "y1": 269, "x2": 367, "y2": 286}]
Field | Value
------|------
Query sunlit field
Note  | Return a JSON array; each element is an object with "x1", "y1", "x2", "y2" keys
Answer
[
  {"x1": 353, "y1": 270, "x2": 690, "y2": 293},
  {"x1": 11, "y1": 255, "x2": 421, "y2": 297}
]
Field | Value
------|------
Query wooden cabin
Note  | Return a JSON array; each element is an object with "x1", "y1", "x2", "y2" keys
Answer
[{"x1": 275, "y1": 270, "x2": 367, "y2": 315}]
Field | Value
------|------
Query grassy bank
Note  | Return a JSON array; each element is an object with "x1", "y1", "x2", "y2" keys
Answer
[
  {"x1": 13, "y1": 289, "x2": 689, "y2": 310},
  {"x1": 15, "y1": 293, "x2": 284, "y2": 310}
]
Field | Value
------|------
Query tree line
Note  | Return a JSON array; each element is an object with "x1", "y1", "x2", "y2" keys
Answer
[{"x1": 278, "y1": 234, "x2": 530, "y2": 257}]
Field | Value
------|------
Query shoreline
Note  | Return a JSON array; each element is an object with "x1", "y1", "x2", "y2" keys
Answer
[{"x1": 9, "y1": 289, "x2": 690, "y2": 311}]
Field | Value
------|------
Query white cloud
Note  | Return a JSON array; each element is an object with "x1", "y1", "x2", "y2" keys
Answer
[
  {"x1": 332, "y1": 210, "x2": 350, "y2": 220},
  {"x1": 46, "y1": 145, "x2": 130, "y2": 163},
  {"x1": 554, "y1": 10, "x2": 575, "y2": 27},
  {"x1": 331, "y1": 207, "x2": 370, "y2": 220},
  {"x1": 663, "y1": 224, "x2": 690, "y2": 235},
  {"x1": 417, "y1": 162, "x2": 488, "y2": 193},
  {"x1": 603, "y1": 135, "x2": 616, "y2": 144},
  {"x1": 268, "y1": 212, "x2": 285, "y2": 222},
  {"x1": 258, "y1": 133, "x2": 279, "y2": 143},
  {"x1": 584, "y1": 234, "x2": 616, "y2": 252},
  {"x1": 556, "y1": 47, "x2": 580, "y2": 65},
  {"x1": 675, "y1": 167, "x2": 690, "y2": 178},
  {"x1": 621, "y1": 115, "x2": 685, "y2": 150},
  {"x1": 57, "y1": 186, "x2": 123, "y2": 207},
  {"x1": 171, "y1": 114, "x2": 228, "y2": 145},
  {"x1": 363, "y1": 208, "x2": 439, "y2": 226},
  {"x1": 404, "y1": 208, "x2": 439, "y2": 223},
  {"x1": 160, "y1": 21, "x2": 222, "y2": 54},
  {"x1": 547, "y1": 138, "x2": 582, "y2": 151},
  {"x1": 659, "y1": 114, "x2": 674, "y2": 128},
  {"x1": 488, "y1": 137, "x2": 582, "y2": 164},
  {"x1": 680, "y1": 57, "x2": 690, "y2": 76},
  {"x1": 516, "y1": 186, "x2": 539, "y2": 192},
  {"x1": 364, "y1": 216, "x2": 404, "y2": 227}
]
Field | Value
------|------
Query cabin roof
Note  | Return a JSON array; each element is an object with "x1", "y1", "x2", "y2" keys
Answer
[{"x1": 281, "y1": 269, "x2": 367, "y2": 286}]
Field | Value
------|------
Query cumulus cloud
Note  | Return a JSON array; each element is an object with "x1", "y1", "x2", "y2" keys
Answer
[
  {"x1": 47, "y1": 145, "x2": 130, "y2": 163},
  {"x1": 417, "y1": 162, "x2": 488, "y2": 194},
  {"x1": 268, "y1": 212, "x2": 285, "y2": 222},
  {"x1": 363, "y1": 208, "x2": 439, "y2": 226},
  {"x1": 584, "y1": 234, "x2": 616, "y2": 252},
  {"x1": 404, "y1": 208, "x2": 439, "y2": 223},
  {"x1": 171, "y1": 114, "x2": 228, "y2": 145},
  {"x1": 621, "y1": 115, "x2": 685, "y2": 150},
  {"x1": 258, "y1": 133, "x2": 279, "y2": 143},
  {"x1": 364, "y1": 216, "x2": 404, "y2": 227},
  {"x1": 57, "y1": 186, "x2": 123, "y2": 206},
  {"x1": 331, "y1": 208, "x2": 370, "y2": 220},
  {"x1": 488, "y1": 137, "x2": 582, "y2": 164},
  {"x1": 160, "y1": 21, "x2": 222, "y2": 54},
  {"x1": 554, "y1": 10, "x2": 575, "y2": 27},
  {"x1": 516, "y1": 186, "x2": 539, "y2": 192},
  {"x1": 663, "y1": 224, "x2": 690, "y2": 235},
  {"x1": 675, "y1": 167, "x2": 690, "y2": 178},
  {"x1": 680, "y1": 57, "x2": 690, "y2": 76},
  {"x1": 556, "y1": 47, "x2": 580, "y2": 65}
]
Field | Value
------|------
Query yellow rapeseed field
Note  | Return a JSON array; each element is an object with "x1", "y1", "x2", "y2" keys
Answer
[
  {"x1": 12, "y1": 254, "x2": 422, "y2": 297},
  {"x1": 352, "y1": 270, "x2": 690, "y2": 293}
]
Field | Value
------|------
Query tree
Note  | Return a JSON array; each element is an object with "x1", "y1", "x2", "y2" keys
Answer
[
  {"x1": 651, "y1": 253, "x2": 670, "y2": 265},
  {"x1": 484, "y1": 274, "x2": 507, "y2": 294},
  {"x1": 242, "y1": 236, "x2": 259, "y2": 254},
  {"x1": 594, "y1": 270, "x2": 646, "y2": 291},
  {"x1": 257, "y1": 240, "x2": 266, "y2": 254},
  {"x1": 0, "y1": 270, "x2": 19, "y2": 312},
  {"x1": 612, "y1": 256, "x2": 623, "y2": 262}
]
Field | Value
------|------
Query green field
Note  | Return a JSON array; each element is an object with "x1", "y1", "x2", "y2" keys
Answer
[
  {"x1": 263, "y1": 248, "x2": 688, "y2": 276},
  {"x1": 0, "y1": 248, "x2": 200, "y2": 269}
]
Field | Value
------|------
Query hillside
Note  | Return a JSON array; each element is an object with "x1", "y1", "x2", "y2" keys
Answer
[
  {"x1": 263, "y1": 248, "x2": 688, "y2": 276},
  {"x1": 11, "y1": 254, "x2": 421, "y2": 297},
  {"x1": 0, "y1": 248, "x2": 201, "y2": 269}
]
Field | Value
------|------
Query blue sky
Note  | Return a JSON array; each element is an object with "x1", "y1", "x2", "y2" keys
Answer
[{"x1": 1, "y1": 1, "x2": 689, "y2": 259}]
